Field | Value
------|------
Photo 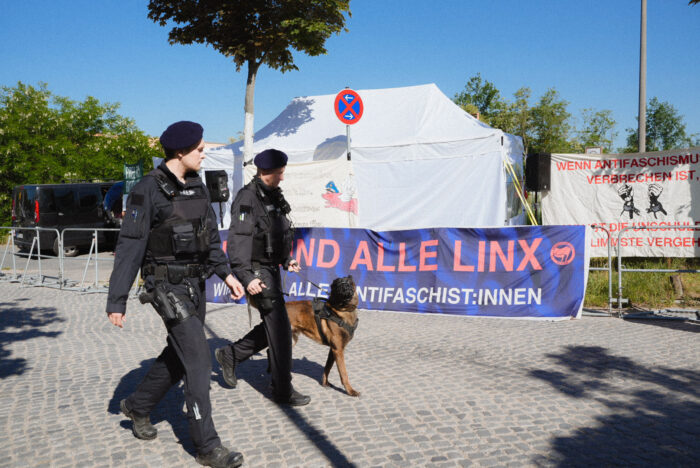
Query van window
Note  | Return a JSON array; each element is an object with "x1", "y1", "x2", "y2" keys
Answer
[
  {"x1": 53, "y1": 188, "x2": 77, "y2": 215},
  {"x1": 78, "y1": 187, "x2": 100, "y2": 209},
  {"x1": 12, "y1": 188, "x2": 23, "y2": 219},
  {"x1": 39, "y1": 188, "x2": 56, "y2": 212},
  {"x1": 21, "y1": 187, "x2": 36, "y2": 218}
]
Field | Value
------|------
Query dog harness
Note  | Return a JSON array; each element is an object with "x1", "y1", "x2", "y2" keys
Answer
[{"x1": 311, "y1": 298, "x2": 359, "y2": 346}]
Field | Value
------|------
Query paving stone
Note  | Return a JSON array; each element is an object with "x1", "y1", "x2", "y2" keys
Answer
[{"x1": 0, "y1": 281, "x2": 698, "y2": 466}]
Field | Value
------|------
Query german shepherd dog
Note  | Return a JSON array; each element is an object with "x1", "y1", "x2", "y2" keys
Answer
[{"x1": 252, "y1": 275, "x2": 360, "y2": 397}]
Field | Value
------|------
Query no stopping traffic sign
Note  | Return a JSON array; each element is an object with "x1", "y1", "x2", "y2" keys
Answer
[{"x1": 334, "y1": 89, "x2": 363, "y2": 125}]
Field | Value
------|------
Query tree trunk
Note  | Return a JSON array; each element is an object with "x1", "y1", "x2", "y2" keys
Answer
[{"x1": 243, "y1": 60, "x2": 260, "y2": 163}]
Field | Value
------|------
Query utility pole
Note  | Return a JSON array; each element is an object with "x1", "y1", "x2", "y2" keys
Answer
[{"x1": 638, "y1": 0, "x2": 647, "y2": 153}]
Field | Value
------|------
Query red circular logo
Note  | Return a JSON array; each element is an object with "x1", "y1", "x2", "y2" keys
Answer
[{"x1": 550, "y1": 242, "x2": 575, "y2": 265}]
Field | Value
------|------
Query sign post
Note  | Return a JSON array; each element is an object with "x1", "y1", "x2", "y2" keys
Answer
[{"x1": 334, "y1": 89, "x2": 364, "y2": 160}]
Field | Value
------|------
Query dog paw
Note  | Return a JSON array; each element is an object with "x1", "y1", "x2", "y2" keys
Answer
[{"x1": 347, "y1": 389, "x2": 360, "y2": 397}]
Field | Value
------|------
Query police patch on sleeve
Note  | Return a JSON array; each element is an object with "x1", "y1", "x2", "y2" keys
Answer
[
  {"x1": 234, "y1": 205, "x2": 254, "y2": 235},
  {"x1": 130, "y1": 193, "x2": 144, "y2": 206},
  {"x1": 121, "y1": 190, "x2": 149, "y2": 239},
  {"x1": 238, "y1": 205, "x2": 251, "y2": 222},
  {"x1": 121, "y1": 209, "x2": 147, "y2": 239}
]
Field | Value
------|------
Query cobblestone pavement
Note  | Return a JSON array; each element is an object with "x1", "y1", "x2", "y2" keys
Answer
[{"x1": 0, "y1": 281, "x2": 698, "y2": 468}]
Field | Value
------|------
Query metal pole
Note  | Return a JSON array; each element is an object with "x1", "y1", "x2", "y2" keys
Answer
[
  {"x1": 94, "y1": 230, "x2": 99, "y2": 288},
  {"x1": 590, "y1": 224, "x2": 613, "y2": 316},
  {"x1": 346, "y1": 124, "x2": 351, "y2": 160},
  {"x1": 638, "y1": 0, "x2": 647, "y2": 153}
]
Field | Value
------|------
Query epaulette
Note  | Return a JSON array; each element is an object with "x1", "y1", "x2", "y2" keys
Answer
[{"x1": 150, "y1": 168, "x2": 179, "y2": 199}]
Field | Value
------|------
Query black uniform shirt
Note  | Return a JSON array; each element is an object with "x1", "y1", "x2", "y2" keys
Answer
[
  {"x1": 105, "y1": 162, "x2": 231, "y2": 314},
  {"x1": 227, "y1": 179, "x2": 292, "y2": 288}
]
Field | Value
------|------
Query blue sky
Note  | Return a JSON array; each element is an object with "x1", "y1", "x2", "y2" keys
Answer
[{"x1": 1, "y1": 0, "x2": 698, "y2": 150}]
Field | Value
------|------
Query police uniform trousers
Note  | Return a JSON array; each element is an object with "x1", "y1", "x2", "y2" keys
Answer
[
  {"x1": 125, "y1": 278, "x2": 220, "y2": 454},
  {"x1": 232, "y1": 266, "x2": 293, "y2": 397}
]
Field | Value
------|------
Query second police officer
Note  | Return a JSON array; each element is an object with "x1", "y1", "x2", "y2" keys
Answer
[
  {"x1": 216, "y1": 149, "x2": 310, "y2": 406},
  {"x1": 106, "y1": 121, "x2": 246, "y2": 468}
]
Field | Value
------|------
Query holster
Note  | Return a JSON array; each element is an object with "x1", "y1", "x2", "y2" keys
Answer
[
  {"x1": 139, "y1": 284, "x2": 194, "y2": 326},
  {"x1": 255, "y1": 286, "x2": 279, "y2": 313}
]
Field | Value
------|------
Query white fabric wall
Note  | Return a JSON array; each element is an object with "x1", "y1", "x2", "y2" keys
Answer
[{"x1": 354, "y1": 152, "x2": 506, "y2": 229}]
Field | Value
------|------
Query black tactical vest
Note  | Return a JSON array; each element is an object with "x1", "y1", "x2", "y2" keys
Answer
[
  {"x1": 146, "y1": 168, "x2": 211, "y2": 263},
  {"x1": 248, "y1": 179, "x2": 294, "y2": 265}
]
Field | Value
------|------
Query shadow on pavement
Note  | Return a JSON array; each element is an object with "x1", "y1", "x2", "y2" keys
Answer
[
  {"x1": 228, "y1": 356, "x2": 356, "y2": 467},
  {"x1": 622, "y1": 316, "x2": 700, "y2": 333},
  {"x1": 108, "y1": 358, "x2": 194, "y2": 456},
  {"x1": 530, "y1": 345, "x2": 700, "y2": 466},
  {"x1": 0, "y1": 299, "x2": 63, "y2": 379},
  {"x1": 279, "y1": 404, "x2": 359, "y2": 468},
  {"x1": 206, "y1": 325, "x2": 349, "y2": 396},
  {"x1": 206, "y1": 329, "x2": 356, "y2": 467}
]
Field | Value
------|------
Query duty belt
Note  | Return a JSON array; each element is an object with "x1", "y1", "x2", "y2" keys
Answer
[{"x1": 142, "y1": 263, "x2": 207, "y2": 283}]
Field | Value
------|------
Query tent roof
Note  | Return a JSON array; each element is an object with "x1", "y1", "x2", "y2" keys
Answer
[{"x1": 216, "y1": 83, "x2": 508, "y2": 163}]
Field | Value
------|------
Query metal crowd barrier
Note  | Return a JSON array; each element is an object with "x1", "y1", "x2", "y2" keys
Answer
[
  {"x1": 0, "y1": 226, "x2": 62, "y2": 288},
  {"x1": 590, "y1": 224, "x2": 613, "y2": 315},
  {"x1": 0, "y1": 226, "x2": 139, "y2": 295},
  {"x1": 60, "y1": 227, "x2": 120, "y2": 293},
  {"x1": 0, "y1": 227, "x2": 19, "y2": 282},
  {"x1": 616, "y1": 224, "x2": 700, "y2": 312}
]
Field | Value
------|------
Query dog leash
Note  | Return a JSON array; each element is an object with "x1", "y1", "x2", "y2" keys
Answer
[
  {"x1": 281, "y1": 268, "x2": 327, "y2": 295},
  {"x1": 241, "y1": 270, "x2": 326, "y2": 330},
  {"x1": 292, "y1": 270, "x2": 328, "y2": 294}
]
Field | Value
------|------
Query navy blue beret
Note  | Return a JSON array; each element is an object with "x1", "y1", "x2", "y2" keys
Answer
[
  {"x1": 159, "y1": 121, "x2": 203, "y2": 150},
  {"x1": 254, "y1": 149, "x2": 288, "y2": 170}
]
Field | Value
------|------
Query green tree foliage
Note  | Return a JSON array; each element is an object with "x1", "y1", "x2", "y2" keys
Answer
[
  {"x1": 453, "y1": 75, "x2": 533, "y2": 147},
  {"x1": 486, "y1": 87, "x2": 533, "y2": 152},
  {"x1": 453, "y1": 75, "x2": 618, "y2": 155},
  {"x1": 574, "y1": 109, "x2": 617, "y2": 153},
  {"x1": 147, "y1": 0, "x2": 351, "y2": 160},
  {"x1": 0, "y1": 82, "x2": 159, "y2": 225},
  {"x1": 453, "y1": 73, "x2": 503, "y2": 119},
  {"x1": 528, "y1": 89, "x2": 575, "y2": 154},
  {"x1": 508, "y1": 88, "x2": 534, "y2": 152},
  {"x1": 622, "y1": 97, "x2": 693, "y2": 152}
]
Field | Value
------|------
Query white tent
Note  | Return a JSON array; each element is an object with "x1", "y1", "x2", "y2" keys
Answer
[{"x1": 203, "y1": 83, "x2": 524, "y2": 230}]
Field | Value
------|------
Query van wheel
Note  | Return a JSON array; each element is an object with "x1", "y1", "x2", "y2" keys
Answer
[{"x1": 53, "y1": 239, "x2": 79, "y2": 257}]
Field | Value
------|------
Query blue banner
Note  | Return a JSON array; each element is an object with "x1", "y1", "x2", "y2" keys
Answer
[{"x1": 206, "y1": 225, "x2": 588, "y2": 319}]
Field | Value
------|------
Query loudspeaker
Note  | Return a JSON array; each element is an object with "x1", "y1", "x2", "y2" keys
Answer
[
  {"x1": 205, "y1": 170, "x2": 230, "y2": 202},
  {"x1": 525, "y1": 153, "x2": 551, "y2": 191}
]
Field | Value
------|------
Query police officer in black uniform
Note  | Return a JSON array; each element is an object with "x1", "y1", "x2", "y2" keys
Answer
[
  {"x1": 106, "y1": 121, "x2": 246, "y2": 468},
  {"x1": 215, "y1": 149, "x2": 310, "y2": 407}
]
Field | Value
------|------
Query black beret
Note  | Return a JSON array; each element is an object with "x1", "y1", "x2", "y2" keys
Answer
[
  {"x1": 254, "y1": 149, "x2": 288, "y2": 170},
  {"x1": 159, "y1": 121, "x2": 203, "y2": 150}
]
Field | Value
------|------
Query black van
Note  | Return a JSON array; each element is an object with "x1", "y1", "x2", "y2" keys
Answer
[{"x1": 11, "y1": 182, "x2": 119, "y2": 256}]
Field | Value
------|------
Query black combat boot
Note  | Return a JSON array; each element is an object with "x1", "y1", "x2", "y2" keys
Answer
[
  {"x1": 273, "y1": 387, "x2": 311, "y2": 407},
  {"x1": 195, "y1": 445, "x2": 244, "y2": 468},
  {"x1": 120, "y1": 399, "x2": 157, "y2": 440},
  {"x1": 215, "y1": 346, "x2": 237, "y2": 388}
]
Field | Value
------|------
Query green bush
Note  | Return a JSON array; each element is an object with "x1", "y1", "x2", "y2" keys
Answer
[{"x1": 585, "y1": 257, "x2": 700, "y2": 309}]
